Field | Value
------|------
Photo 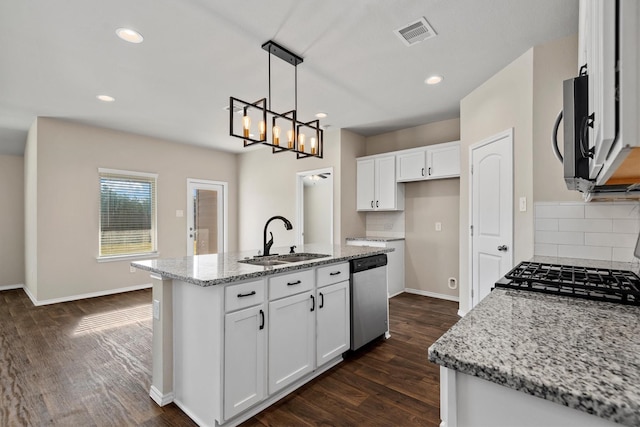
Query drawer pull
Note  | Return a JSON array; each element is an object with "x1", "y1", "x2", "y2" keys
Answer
[
  {"x1": 237, "y1": 291, "x2": 257, "y2": 298},
  {"x1": 329, "y1": 271, "x2": 341, "y2": 276},
  {"x1": 287, "y1": 280, "x2": 302, "y2": 286}
]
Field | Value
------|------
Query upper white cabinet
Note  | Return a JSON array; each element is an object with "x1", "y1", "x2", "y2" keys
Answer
[
  {"x1": 426, "y1": 141, "x2": 461, "y2": 179},
  {"x1": 396, "y1": 148, "x2": 427, "y2": 181},
  {"x1": 356, "y1": 154, "x2": 404, "y2": 211},
  {"x1": 395, "y1": 141, "x2": 461, "y2": 183},
  {"x1": 579, "y1": 0, "x2": 640, "y2": 187}
]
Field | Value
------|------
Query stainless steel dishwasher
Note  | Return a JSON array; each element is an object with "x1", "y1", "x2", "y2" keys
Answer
[{"x1": 350, "y1": 254, "x2": 388, "y2": 350}]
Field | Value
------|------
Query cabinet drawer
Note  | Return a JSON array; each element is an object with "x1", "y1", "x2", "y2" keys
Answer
[
  {"x1": 225, "y1": 279, "x2": 265, "y2": 312},
  {"x1": 316, "y1": 262, "x2": 349, "y2": 288},
  {"x1": 269, "y1": 270, "x2": 314, "y2": 301}
]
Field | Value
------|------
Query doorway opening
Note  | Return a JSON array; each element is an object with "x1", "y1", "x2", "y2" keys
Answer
[
  {"x1": 295, "y1": 168, "x2": 334, "y2": 246},
  {"x1": 187, "y1": 179, "x2": 228, "y2": 255}
]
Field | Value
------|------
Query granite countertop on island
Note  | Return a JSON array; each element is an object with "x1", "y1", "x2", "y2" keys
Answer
[
  {"x1": 132, "y1": 243, "x2": 392, "y2": 287},
  {"x1": 428, "y1": 286, "x2": 640, "y2": 427},
  {"x1": 346, "y1": 236, "x2": 405, "y2": 242}
]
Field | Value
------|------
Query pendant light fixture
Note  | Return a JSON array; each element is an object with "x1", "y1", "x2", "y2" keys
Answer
[{"x1": 229, "y1": 40, "x2": 323, "y2": 159}]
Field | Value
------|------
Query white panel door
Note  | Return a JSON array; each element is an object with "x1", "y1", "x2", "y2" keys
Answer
[
  {"x1": 356, "y1": 159, "x2": 375, "y2": 210},
  {"x1": 223, "y1": 305, "x2": 265, "y2": 420},
  {"x1": 375, "y1": 155, "x2": 396, "y2": 210},
  {"x1": 316, "y1": 281, "x2": 350, "y2": 366},
  {"x1": 268, "y1": 291, "x2": 315, "y2": 394},
  {"x1": 187, "y1": 179, "x2": 227, "y2": 255},
  {"x1": 471, "y1": 130, "x2": 513, "y2": 307}
]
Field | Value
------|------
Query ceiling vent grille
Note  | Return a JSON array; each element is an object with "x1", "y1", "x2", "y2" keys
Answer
[{"x1": 394, "y1": 17, "x2": 437, "y2": 46}]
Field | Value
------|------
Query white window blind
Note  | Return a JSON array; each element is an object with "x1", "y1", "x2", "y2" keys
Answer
[{"x1": 99, "y1": 169, "x2": 157, "y2": 258}]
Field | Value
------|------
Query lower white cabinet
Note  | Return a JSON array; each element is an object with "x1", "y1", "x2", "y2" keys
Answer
[
  {"x1": 268, "y1": 290, "x2": 315, "y2": 394},
  {"x1": 316, "y1": 280, "x2": 350, "y2": 365},
  {"x1": 224, "y1": 305, "x2": 266, "y2": 420}
]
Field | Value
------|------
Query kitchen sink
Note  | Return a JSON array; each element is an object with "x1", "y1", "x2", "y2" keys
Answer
[
  {"x1": 238, "y1": 253, "x2": 330, "y2": 267},
  {"x1": 275, "y1": 253, "x2": 330, "y2": 263}
]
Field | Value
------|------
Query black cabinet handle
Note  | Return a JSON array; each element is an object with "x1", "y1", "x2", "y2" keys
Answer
[
  {"x1": 237, "y1": 290, "x2": 256, "y2": 298},
  {"x1": 319, "y1": 292, "x2": 324, "y2": 309},
  {"x1": 287, "y1": 280, "x2": 302, "y2": 286},
  {"x1": 376, "y1": 200, "x2": 379, "y2": 208},
  {"x1": 428, "y1": 167, "x2": 432, "y2": 176},
  {"x1": 421, "y1": 167, "x2": 425, "y2": 176},
  {"x1": 259, "y1": 309, "x2": 264, "y2": 330},
  {"x1": 371, "y1": 200, "x2": 374, "y2": 208},
  {"x1": 329, "y1": 271, "x2": 341, "y2": 276},
  {"x1": 310, "y1": 295, "x2": 315, "y2": 312}
]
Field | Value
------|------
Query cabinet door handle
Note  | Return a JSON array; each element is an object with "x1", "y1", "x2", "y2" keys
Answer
[
  {"x1": 421, "y1": 167, "x2": 425, "y2": 176},
  {"x1": 428, "y1": 167, "x2": 432, "y2": 176},
  {"x1": 287, "y1": 280, "x2": 302, "y2": 286},
  {"x1": 329, "y1": 271, "x2": 341, "y2": 276},
  {"x1": 376, "y1": 200, "x2": 379, "y2": 208},
  {"x1": 371, "y1": 200, "x2": 374, "y2": 208},
  {"x1": 237, "y1": 290, "x2": 256, "y2": 298},
  {"x1": 310, "y1": 295, "x2": 315, "y2": 312},
  {"x1": 319, "y1": 292, "x2": 324, "y2": 309},
  {"x1": 259, "y1": 309, "x2": 265, "y2": 330}
]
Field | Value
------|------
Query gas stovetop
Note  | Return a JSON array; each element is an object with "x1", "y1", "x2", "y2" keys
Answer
[{"x1": 495, "y1": 261, "x2": 640, "y2": 306}]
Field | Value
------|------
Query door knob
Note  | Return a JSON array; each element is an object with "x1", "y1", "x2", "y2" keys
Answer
[{"x1": 497, "y1": 245, "x2": 508, "y2": 252}]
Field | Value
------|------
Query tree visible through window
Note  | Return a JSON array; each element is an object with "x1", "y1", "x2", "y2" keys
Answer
[{"x1": 99, "y1": 169, "x2": 157, "y2": 257}]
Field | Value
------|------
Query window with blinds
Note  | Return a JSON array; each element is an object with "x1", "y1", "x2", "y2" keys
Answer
[{"x1": 99, "y1": 169, "x2": 158, "y2": 258}]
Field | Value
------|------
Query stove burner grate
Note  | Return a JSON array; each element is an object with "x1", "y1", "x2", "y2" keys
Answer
[{"x1": 496, "y1": 262, "x2": 640, "y2": 305}]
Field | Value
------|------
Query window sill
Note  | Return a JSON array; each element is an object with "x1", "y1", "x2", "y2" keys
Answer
[{"x1": 96, "y1": 252, "x2": 159, "y2": 263}]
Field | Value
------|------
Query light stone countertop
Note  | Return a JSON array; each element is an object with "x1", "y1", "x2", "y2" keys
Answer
[
  {"x1": 346, "y1": 236, "x2": 405, "y2": 242},
  {"x1": 428, "y1": 286, "x2": 640, "y2": 427},
  {"x1": 132, "y1": 243, "x2": 392, "y2": 287}
]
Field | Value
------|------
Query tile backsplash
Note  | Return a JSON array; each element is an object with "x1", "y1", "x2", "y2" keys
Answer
[
  {"x1": 534, "y1": 202, "x2": 640, "y2": 262},
  {"x1": 365, "y1": 211, "x2": 405, "y2": 238}
]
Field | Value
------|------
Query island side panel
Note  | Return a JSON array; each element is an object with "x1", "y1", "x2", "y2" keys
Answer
[
  {"x1": 150, "y1": 274, "x2": 174, "y2": 405},
  {"x1": 443, "y1": 368, "x2": 619, "y2": 427}
]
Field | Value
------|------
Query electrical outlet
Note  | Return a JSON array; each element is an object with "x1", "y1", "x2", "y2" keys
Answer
[
  {"x1": 435, "y1": 222, "x2": 442, "y2": 231},
  {"x1": 153, "y1": 300, "x2": 160, "y2": 320},
  {"x1": 129, "y1": 266, "x2": 136, "y2": 273}
]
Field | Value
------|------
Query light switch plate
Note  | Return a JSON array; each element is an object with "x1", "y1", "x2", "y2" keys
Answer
[
  {"x1": 519, "y1": 197, "x2": 527, "y2": 212},
  {"x1": 176, "y1": 210, "x2": 184, "y2": 217},
  {"x1": 435, "y1": 222, "x2": 442, "y2": 231},
  {"x1": 153, "y1": 300, "x2": 160, "y2": 320}
]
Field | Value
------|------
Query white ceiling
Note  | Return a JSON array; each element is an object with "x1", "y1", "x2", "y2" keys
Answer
[{"x1": 0, "y1": 0, "x2": 578, "y2": 156}]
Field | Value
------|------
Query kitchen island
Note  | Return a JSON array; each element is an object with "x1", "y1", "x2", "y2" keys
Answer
[
  {"x1": 428, "y1": 261, "x2": 640, "y2": 427},
  {"x1": 132, "y1": 244, "x2": 392, "y2": 427}
]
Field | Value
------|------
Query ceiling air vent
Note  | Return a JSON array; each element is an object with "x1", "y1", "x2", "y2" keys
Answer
[{"x1": 394, "y1": 17, "x2": 437, "y2": 47}]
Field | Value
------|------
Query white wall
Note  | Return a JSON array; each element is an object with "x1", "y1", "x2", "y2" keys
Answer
[
  {"x1": 364, "y1": 118, "x2": 460, "y2": 298},
  {"x1": 237, "y1": 128, "x2": 366, "y2": 251},
  {"x1": 0, "y1": 154, "x2": 25, "y2": 287},
  {"x1": 459, "y1": 34, "x2": 578, "y2": 313},
  {"x1": 25, "y1": 118, "x2": 238, "y2": 302}
]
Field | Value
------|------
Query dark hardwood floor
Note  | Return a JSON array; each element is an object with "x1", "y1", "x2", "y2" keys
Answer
[{"x1": 0, "y1": 288, "x2": 459, "y2": 426}]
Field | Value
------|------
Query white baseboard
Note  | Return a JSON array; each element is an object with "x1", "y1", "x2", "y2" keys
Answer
[
  {"x1": 457, "y1": 309, "x2": 467, "y2": 317},
  {"x1": 0, "y1": 284, "x2": 24, "y2": 291},
  {"x1": 388, "y1": 289, "x2": 405, "y2": 298},
  {"x1": 23, "y1": 283, "x2": 152, "y2": 307},
  {"x1": 149, "y1": 385, "x2": 174, "y2": 407},
  {"x1": 404, "y1": 288, "x2": 459, "y2": 302}
]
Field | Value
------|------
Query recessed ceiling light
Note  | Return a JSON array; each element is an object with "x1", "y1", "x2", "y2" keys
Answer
[
  {"x1": 116, "y1": 28, "x2": 144, "y2": 44},
  {"x1": 425, "y1": 75, "x2": 443, "y2": 85},
  {"x1": 97, "y1": 95, "x2": 115, "y2": 102},
  {"x1": 315, "y1": 112, "x2": 328, "y2": 119}
]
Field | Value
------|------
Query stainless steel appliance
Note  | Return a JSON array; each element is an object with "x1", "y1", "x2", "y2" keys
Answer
[
  {"x1": 495, "y1": 261, "x2": 640, "y2": 305},
  {"x1": 350, "y1": 254, "x2": 388, "y2": 350}
]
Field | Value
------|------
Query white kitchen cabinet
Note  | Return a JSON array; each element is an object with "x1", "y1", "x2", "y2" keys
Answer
[
  {"x1": 223, "y1": 304, "x2": 265, "y2": 420},
  {"x1": 316, "y1": 263, "x2": 350, "y2": 366},
  {"x1": 395, "y1": 141, "x2": 460, "y2": 183},
  {"x1": 396, "y1": 148, "x2": 427, "y2": 182},
  {"x1": 268, "y1": 290, "x2": 315, "y2": 394},
  {"x1": 426, "y1": 141, "x2": 460, "y2": 179},
  {"x1": 356, "y1": 155, "x2": 404, "y2": 211}
]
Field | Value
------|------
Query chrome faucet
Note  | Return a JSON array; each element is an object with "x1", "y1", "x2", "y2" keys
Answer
[{"x1": 262, "y1": 216, "x2": 293, "y2": 256}]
